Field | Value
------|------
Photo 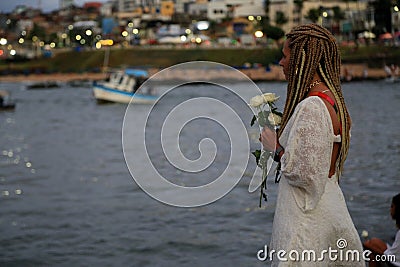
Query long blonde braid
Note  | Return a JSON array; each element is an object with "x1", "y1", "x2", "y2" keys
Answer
[{"x1": 278, "y1": 23, "x2": 351, "y2": 177}]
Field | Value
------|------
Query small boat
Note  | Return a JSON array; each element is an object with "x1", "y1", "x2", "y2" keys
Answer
[
  {"x1": 93, "y1": 68, "x2": 157, "y2": 104},
  {"x1": 26, "y1": 81, "x2": 60, "y2": 89},
  {"x1": 0, "y1": 90, "x2": 16, "y2": 111},
  {"x1": 384, "y1": 76, "x2": 400, "y2": 83}
]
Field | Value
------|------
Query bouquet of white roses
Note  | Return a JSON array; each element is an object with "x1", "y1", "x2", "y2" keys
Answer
[{"x1": 249, "y1": 93, "x2": 282, "y2": 206}]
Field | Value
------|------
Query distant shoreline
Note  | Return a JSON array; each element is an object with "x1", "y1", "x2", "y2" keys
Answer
[
  {"x1": 0, "y1": 64, "x2": 388, "y2": 83},
  {"x1": 0, "y1": 72, "x2": 108, "y2": 83}
]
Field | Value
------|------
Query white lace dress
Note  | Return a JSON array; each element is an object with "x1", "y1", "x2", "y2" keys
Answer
[{"x1": 270, "y1": 97, "x2": 365, "y2": 266}]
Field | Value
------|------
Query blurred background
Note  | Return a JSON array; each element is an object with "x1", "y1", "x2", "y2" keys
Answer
[{"x1": 1, "y1": 0, "x2": 400, "y2": 74}]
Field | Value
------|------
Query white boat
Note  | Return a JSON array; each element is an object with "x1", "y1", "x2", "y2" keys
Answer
[
  {"x1": 93, "y1": 68, "x2": 157, "y2": 104},
  {"x1": 384, "y1": 76, "x2": 400, "y2": 83}
]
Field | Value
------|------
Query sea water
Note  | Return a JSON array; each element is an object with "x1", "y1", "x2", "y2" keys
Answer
[{"x1": 0, "y1": 80, "x2": 399, "y2": 266}]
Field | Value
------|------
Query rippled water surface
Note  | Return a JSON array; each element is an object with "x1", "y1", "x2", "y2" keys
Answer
[{"x1": 0, "y1": 80, "x2": 399, "y2": 266}]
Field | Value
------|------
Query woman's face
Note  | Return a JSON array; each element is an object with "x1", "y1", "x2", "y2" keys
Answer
[
  {"x1": 391, "y1": 202, "x2": 396, "y2": 219},
  {"x1": 279, "y1": 40, "x2": 291, "y2": 80}
]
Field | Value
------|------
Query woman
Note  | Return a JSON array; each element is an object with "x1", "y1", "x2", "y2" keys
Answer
[
  {"x1": 363, "y1": 193, "x2": 400, "y2": 267},
  {"x1": 261, "y1": 24, "x2": 364, "y2": 266}
]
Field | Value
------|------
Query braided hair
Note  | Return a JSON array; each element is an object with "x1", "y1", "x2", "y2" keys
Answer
[{"x1": 278, "y1": 23, "x2": 351, "y2": 178}]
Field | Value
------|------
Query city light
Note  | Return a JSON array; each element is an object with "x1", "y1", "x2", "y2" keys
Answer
[
  {"x1": 10, "y1": 49, "x2": 16, "y2": 56},
  {"x1": 0, "y1": 38, "x2": 7, "y2": 45},
  {"x1": 0, "y1": 0, "x2": 383, "y2": 58},
  {"x1": 196, "y1": 21, "x2": 209, "y2": 31},
  {"x1": 254, "y1": 31, "x2": 264, "y2": 38},
  {"x1": 395, "y1": 6, "x2": 399, "y2": 12},
  {"x1": 50, "y1": 42, "x2": 56, "y2": 48},
  {"x1": 99, "y1": 39, "x2": 113, "y2": 46}
]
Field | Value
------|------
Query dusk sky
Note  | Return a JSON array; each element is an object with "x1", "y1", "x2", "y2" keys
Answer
[{"x1": 0, "y1": 0, "x2": 109, "y2": 13}]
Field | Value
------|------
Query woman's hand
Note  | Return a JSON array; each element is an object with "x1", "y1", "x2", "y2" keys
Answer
[
  {"x1": 363, "y1": 238, "x2": 387, "y2": 254},
  {"x1": 260, "y1": 127, "x2": 277, "y2": 151}
]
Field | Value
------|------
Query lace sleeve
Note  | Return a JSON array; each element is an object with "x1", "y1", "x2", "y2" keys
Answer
[{"x1": 280, "y1": 97, "x2": 333, "y2": 212}]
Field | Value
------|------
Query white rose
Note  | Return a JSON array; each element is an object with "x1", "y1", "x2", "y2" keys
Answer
[
  {"x1": 262, "y1": 93, "x2": 279, "y2": 103},
  {"x1": 361, "y1": 230, "x2": 369, "y2": 238},
  {"x1": 249, "y1": 95, "x2": 264, "y2": 107},
  {"x1": 268, "y1": 112, "x2": 282, "y2": 126}
]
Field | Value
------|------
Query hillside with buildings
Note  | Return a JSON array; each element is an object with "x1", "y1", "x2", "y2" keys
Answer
[{"x1": 0, "y1": 0, "x2": 399, "y2": 73}]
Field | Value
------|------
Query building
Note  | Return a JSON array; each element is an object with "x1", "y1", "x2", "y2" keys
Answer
[
  {"x1": 115, "y1": 0, "x2": 172, "y2": 21},
  {"x1": 207, "y1": 0, "x2": 265, "y2": 21},
  {"x1": 234, "y1": 2, "x2": 265, "y2": 18},
  {"x1": 117, "y1": 0, "x2": 136, "y2": 12},
  {"x1": 188, "y1": 2, "x2": 208, "y2": 17},
  {"x1": 174, "y1": 0, "x2": 195, "y2": 14},
  {"x1": 268, "y1": 0, "x2": 294, "y2": 33},
  {"x1": 267, "y1": 0, "x2": 369, "y2": 34},
  {"x1": 116, "y1": 0, "x2": 163, "y2": 12},
  {"x1": 100, "y1": 1, "x2": 115, "y2": 16},
  {"x1": 301, "y1": 0, "x2": 368, "y2": 34},
  {"x1": 207, "y1": 1, "x2": 228, "y2": 21},
  {"x1": 60, "y1": 0, "x2": 74, "y2": 9}
]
